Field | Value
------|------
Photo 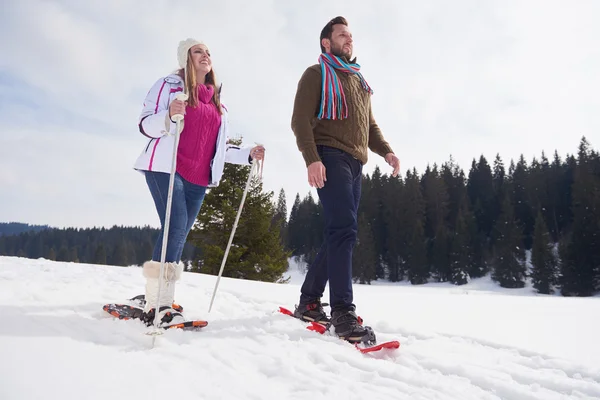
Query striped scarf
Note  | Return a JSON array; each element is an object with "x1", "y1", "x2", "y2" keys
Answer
[{"x1": 317, "y1": 53, "x2": 373, "y2": 120}]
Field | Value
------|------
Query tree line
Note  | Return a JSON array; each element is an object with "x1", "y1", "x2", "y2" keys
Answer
[
  {"x1": 0, "y1": 225, "x2": 161, "y2": 266},
  {"x1": 286, "y1": 137, "x2": 600, "y2": 296},
  {"x1": 0, "y1": 222, "x2": 49, "y2": 237},
  {"x1": 0, "y1": 139, "x2": 290, "y2": 283},
  {"x1": 1, "y1": 137, "x2": 598, "y2": 296}
]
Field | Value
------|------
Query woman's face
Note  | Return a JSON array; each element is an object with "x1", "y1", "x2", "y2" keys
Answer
[{"x1": 190, "y1": 44, "x2": 212, "y2": 75}]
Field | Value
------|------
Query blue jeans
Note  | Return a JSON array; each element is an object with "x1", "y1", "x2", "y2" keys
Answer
[
  {"x1": 145, "y1": 171, "x2": 207, "y2": 263},
  {"x1": 300, "y1": 145, "x2": 362, "y2": 311}
]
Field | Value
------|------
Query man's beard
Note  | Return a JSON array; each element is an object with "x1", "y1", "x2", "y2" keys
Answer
[{"x1": 330, "y1": 42, "x2": 351, "y2": 58}]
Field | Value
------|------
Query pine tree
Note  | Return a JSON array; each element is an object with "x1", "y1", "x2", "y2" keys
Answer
[
  {"x1": 491, "y1": 193, "x2": 527, "y2": 288},
  {"x1": 402, "y1": 169, "x2": 428, "y2": 284},
  {"x1": 370, "y1": 167, "x2": 387, "y2": 278},
  {"x1": 29, "y1": 235, "x2": 44, "y2": 259},
  {"x1": 360, "y1": 167, "x2": 387, "y2": 279},
  {"x1": 138, "y1": 239, "x2": 154, "y2": 265},
  {"x1": 126, "y1": 242, "x2": 137, "y2": 266},
  {"x1": 511, "y1": 155, "x2": 534, "y2": 248},
  {"x1": 546, "y1": 151, "x2": 564, "y2": 242},
  {"x1": 272, "y1": 188, "x2": 288, "y2": 248},
  {"x1": 431, "y1": 225, "x2": 450, "y2": 281},
  {"x1": 190, "y1": 155, "x2": 290, "y2": 283},
  {"x1": 407, "y1": 224, "x2": 428, "y2": 285},
  {"x1": 448, "y1": 197, "x2": 473, "y2": 285},
  {"x1": 111, "y1": 242, "x2": 128, "y2": 266},
  {"x1": 287, "y1": 193, "x2": 302, "y2": 256},
  {"x1": 57, "y1": 245, "x2": 70, "y2": 262},
  {"x1": 46, "y1": 247, "x2": 57, "y2": 261},
  {"x1": 93, "y1": 244, "x2": 106, "y2": 265},
  {"x1": 69, "y1": 247, "x2": 79, "y2": 263},
  {"x1": 353, "y1": 213, "x2": 377, "y2": 284},
  {"x1": 292, "y1": 193, "x2": 323, "y2": 265},
  {"x1": 307, "y1": 196, "x2": 325, "y2": 266},
  {"x1": 82, "y1": 238, "x2": 93, "y2": 264},
  {"x1": 559, "y1": 137, "x2": 600, "y2": 296},
  {"x1": 422, "y1": 164, "x2": 450, "y2": 281},
  {"x1": 492, "y1": 153, "x2": 506, "y2": 236},
  {"x1": 383, "y1": 175, "x2": 404, "y2": 282},
  {"x1": 528, "y1": 153, "x2": 551, "y2": 222},
  {"x1": 466, "y1": 156, "x2": 495, "y2": 276},
  {"x1": 561, "y1": 154, "x2": 577, "y2": 232},
  {"x1": 469, "y1": 227, "x2": 488, "y2": 278},
  {"x1": 442, "y1": 158, "x2": 479, "y2": 280},
  {"x1": 467, "y1": 156, "x2": 496, "y2": 238},
  {"x1": 441, "y1": 156, "x2": 466, "y2": 231},
  {"x1": 531, "y1": 209, "x2": 558, "y2": 294}
]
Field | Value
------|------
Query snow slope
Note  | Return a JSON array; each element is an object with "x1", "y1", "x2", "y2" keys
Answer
[{"x1": 0, "y1": 256, "x2": 598, "y2": 400}]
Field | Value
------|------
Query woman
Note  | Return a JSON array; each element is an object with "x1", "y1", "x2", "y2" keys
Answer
[{"x1": 133, "y1": 38, "x2": 265, "y2": 327}]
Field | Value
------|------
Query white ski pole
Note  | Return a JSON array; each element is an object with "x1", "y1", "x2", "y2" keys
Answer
[
  {"x1": 149, "y1": 92, "x2": 188, "y2": 337},
  {"x1": 208, "y1": 157, "x2": 260, "y2": 313}
]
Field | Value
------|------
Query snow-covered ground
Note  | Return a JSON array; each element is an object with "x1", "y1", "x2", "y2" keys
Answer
[{"x1": 0, "y1": 256, "x2": 598, "y2": 400}]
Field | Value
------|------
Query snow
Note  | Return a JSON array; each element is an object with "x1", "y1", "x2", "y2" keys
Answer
[{"x1": 0, "y1": 256, "x2": 599, "y2": 400}]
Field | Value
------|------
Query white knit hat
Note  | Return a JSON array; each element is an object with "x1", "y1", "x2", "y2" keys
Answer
[{"x1": 177, "y1": 38, "x2": 206, "y2": 69}]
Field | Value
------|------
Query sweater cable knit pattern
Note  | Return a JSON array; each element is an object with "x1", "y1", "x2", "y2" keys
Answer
[{"x1": 291, "y1": 62, "x2": 393, "y2": 167}]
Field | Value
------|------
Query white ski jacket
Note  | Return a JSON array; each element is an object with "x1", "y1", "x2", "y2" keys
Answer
[{"x1": 133, "y1": 74, "x2": 252, "y2": 187}]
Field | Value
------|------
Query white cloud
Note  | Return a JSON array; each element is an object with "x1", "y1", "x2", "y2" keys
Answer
[
  {"x1": 0, "y1": 125, "x2": 153, "y2": 228},
  {"x1": 1, "y1": 0, "x2": 599, "y2": 228}
]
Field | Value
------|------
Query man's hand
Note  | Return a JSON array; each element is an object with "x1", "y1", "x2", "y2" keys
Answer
[
  {"x1": 385, "y1": 153, "x2": 400, "y2": 177},
  {"x1": 307, "y1": 161, "x2": 326, "y2": 189}
]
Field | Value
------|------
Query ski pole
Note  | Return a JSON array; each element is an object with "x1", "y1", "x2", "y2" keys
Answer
[
  {"x1": 150, "y1": 92, "x2": 188, "y2": 336},
  {"x1": 255, "y1": 142, "x2": 264, "y2": 179},
  {"x1": 208, "y1": 158, "x2": 260, "y2": 313}
]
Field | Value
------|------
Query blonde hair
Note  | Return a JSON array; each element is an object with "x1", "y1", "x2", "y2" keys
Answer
[{"x1": 177, "y1": 49, "x2": 222, "y2": 114}]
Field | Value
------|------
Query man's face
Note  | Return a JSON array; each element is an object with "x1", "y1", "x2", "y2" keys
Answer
[{"x1": 324, "y1": 24, "x2": 353, "y2": 58}]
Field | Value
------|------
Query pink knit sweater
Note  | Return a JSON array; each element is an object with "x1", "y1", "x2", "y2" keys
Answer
[{"x1": 176, "y1": 84, "x2": 222, "y2": 186}]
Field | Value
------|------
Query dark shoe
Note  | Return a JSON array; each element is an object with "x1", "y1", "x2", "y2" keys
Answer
[
  {"x1": 140, "y1": 306, "x2": 186, "y2": 327},
  {"x1": 293, "y1": 299, "x2": 330, "y2": 325},
  {"x1": 330, "y1": 307, "x2": 376, "y2": 344}
]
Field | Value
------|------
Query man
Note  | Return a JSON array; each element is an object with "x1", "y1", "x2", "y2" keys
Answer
[{"x1": 291, "y1": 16, "x2": 400, "y2": 343}]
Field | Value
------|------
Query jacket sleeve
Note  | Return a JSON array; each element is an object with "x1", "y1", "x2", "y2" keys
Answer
[
  {"x1": 225, "y1": 144, "x2": 253, "y2": 165},
  {"x1": 291, "y1": 67, "x2": 322, "y2": 167},
  {"x1": 219, "y1": 107, "x2": 253, "y2": 165},
  {"x1": 138, "y1": 78, "x2": 178, "y2": 139}
]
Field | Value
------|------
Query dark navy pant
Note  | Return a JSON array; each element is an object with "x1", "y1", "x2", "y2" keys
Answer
[
  {"x1": 300, "y1": 145, "x2": 362, "y2": 311},
  {"x1": 145, "y1": 171, "x2": 207, "y2": 263}
]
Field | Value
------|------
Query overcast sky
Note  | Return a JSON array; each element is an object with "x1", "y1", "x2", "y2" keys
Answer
[{"x1": 1, "y1": 0, "x2": 599, "y2": 229}]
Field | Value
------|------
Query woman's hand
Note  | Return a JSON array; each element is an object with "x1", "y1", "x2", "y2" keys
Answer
[
  {"x1": 169, "y1": 99, "x2": 186, "y2": 121},
  {"x1": 250, "y1": 145, "x2": 265, "y2": 161}
]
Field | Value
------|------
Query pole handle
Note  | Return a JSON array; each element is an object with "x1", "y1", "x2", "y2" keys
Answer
[{"x1": 170, "y1": 93, "x2": 189, "y2": 122}]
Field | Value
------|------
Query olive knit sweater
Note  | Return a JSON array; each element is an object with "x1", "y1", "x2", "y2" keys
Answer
[{"x1": 291, "y1": 63, "x2": 394, "y2": 167}]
